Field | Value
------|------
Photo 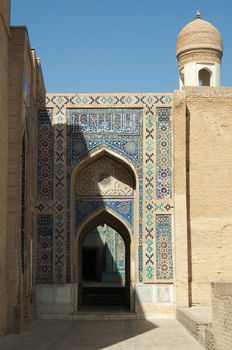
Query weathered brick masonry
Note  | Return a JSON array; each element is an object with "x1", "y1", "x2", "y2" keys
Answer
[
  {"x1": 211, "y1": 283, "x2": 232, "y2": 350},
  {"x1": 0, "y1": 0, "x2": 45, "y2": 334}
]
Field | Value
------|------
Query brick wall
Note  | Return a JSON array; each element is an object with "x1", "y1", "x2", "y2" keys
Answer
[
  {"x1": 211, "y1": 282, "x2": 232, "y2": 350},
  {"x1": 185, "y1": 88, "x2": 232, "y2": 306},
  {"x1": 0, "y1": 0, "x2": 11, "y2": 28},
  {"x1": 173, "y1": 90, "x2": 190, "y2": 308},
  {"x1": 0, "y1": 0, "x2": 10, "y2": 336},
  {"x1": 7, "y1": 26, "x2": 28, "y2": 333},
  {"x1": 6, "y1": 25, "x2": 45, "y2": 333}
]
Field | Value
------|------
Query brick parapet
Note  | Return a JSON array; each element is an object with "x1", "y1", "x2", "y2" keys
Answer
[{"x1": 184, "y1": 86, "x2": 232, "y2": 97}]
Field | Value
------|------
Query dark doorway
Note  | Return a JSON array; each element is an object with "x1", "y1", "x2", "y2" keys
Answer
[
  {"x1": 78, "y1": 213, "x2": 131, "y2": 311},
  {"x1": 82, "y1": 248, "x2": 99, "y2": 282}
]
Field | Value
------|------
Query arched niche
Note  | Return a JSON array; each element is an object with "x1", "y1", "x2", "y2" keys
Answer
[
  {"x1": 199, "y1": 68, "x2": 212, "y2": 86},
  {"x1": 76, "y1": 154, "x2": 135, "y2": 198},
  {"x1": 72, "y1": 148, "x2": 136, "y2": 190}
]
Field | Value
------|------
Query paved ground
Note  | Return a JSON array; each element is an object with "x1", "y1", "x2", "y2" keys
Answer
[{"x1": 0, "y1": 320, "x2": 203, "y2": 350}]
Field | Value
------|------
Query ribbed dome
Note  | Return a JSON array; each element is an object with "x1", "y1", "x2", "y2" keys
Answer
[{"x1": 176, "y1": 17, "x2": 223, "y2": 59}]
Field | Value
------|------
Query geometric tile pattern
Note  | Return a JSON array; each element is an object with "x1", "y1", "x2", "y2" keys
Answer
[
  {"x1": 156, "y1": 214, "x2": 173, "y2": 280},
  {"x1": 156, "y1": 108, "x2": 172, "y2": 199},
  {"x1": 104, "y1": 225, "x2": 125, "y2": 281},
  {"x1": 153, "y1": 202, "x2": 174, "y2": 212},
  {"x1": 36, "y1": 215, "x2": 53, "y2": 284},
  {"x1": 76, "y1": 199, "x2": 133, "y2": 228},
  {"x1": 44, "y1": 94, "x2": 172, "y2": 107},
  {"x1": 52, "y1": 97, "x2": 67, "y2": 283},
  {"x1": 69, "y1": 139, "x2": 140, "y2": 165},
  {"x1": 37, "y1": 109, "x2": 53, "y2": 199},
  {"x1": 115, "y1": 232, "x2": 126, "y2": 281},
  {"x1": 144, "y1": 113, "x2": 155, "y2": 281},
  {"x1": 36, "y1": 93, "x2": 173, "y2": 284}
]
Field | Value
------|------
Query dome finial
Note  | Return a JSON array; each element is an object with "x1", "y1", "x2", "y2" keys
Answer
[{"x1": 196, "y1": 10, "x2": 201, "y2": 19}]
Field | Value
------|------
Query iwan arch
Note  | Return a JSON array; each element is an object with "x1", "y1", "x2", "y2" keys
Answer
[
  {"x1": 1, "y1": 0, "x2": 232, "y2": 342},
  {"x1": 71, "y1": 149, "x2": 137, "y2": 311}
]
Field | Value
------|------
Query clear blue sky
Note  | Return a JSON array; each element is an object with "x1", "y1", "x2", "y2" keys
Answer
[{"x1": 11, "y1": 0, "x2": 232, "y2": 93}]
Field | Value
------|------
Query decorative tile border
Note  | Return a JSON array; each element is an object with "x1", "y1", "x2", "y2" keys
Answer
[
  {"x1": 39, "y1": 94, "x2": 173, "y2": 107},
  {"x1": 156, "y1": 108, "x2": 172, "y2": 199},
  {"x1": 144, "y1": 112, "x2": 155, "y2": 281},
  {"x1": 37, "y1": 109, "x2": 53, "y2": 199},
  {"x1": 36, "y1": 215, "x2": 53, "y2": 284},
  {"x1": 52, "y1": 98, "x2": 67, "y2": 283},
  {"x1": 156, "y1": 214, "x2": 173, "y2": 280}
]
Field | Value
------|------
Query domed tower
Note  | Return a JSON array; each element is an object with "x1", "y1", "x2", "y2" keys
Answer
[{"x1": 176, "y1": 11, "x2": 223, "y2": 88}]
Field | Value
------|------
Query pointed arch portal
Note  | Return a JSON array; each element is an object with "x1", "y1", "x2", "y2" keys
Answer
[{"x1": 71, "y1": 148, "x2": 137, "y2": 311}]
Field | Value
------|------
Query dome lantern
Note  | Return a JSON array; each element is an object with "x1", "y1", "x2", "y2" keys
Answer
[
  {"x1": 176, "y1": 13, "x2": 223, "y2": 88},
  {"x1": 196, "y1": 10, "x2": 201, "y2": 19}
]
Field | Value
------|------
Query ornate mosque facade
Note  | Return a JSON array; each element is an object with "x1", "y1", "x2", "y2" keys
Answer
[{"x1": 0, "y1": 1, "x2": 232, "y2": 346}]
